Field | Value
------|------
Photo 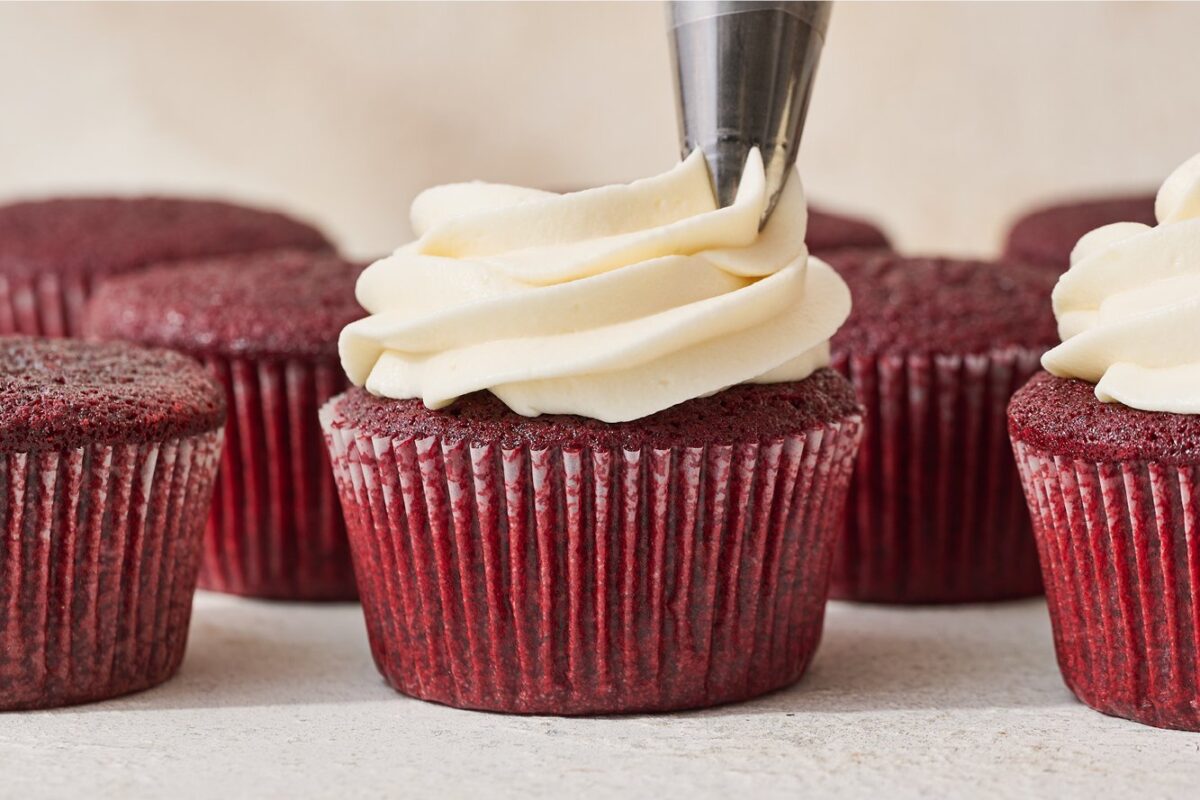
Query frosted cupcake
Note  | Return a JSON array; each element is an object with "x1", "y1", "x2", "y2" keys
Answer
[
  {"x1": 321, "y1": 151, "x2": 864, "y2": 714},
  {"x1": 1010, "y1": 152, "x2": 1200, "y2": 730}
]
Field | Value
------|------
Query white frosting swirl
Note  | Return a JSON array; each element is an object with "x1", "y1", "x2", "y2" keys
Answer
[
  {"x1": 1043, "y1": 152, "x2": 1200, "y2": 414},
  {"x1": 339, "y1": 149, "x2": 851, "y2": 422}
]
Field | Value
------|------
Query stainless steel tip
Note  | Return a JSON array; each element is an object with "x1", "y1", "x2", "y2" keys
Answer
[{"x1": 668, "y1": 1, "x2": 832, "y2": 226}]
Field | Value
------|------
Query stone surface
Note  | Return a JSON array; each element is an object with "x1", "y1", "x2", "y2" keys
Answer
[{"x1": 3, "y1": 593, "x2": 1197, "y2": 798}]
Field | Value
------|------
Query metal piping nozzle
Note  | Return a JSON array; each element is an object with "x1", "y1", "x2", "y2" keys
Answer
[{"x1": 668, "y1": 1, "x2": 832, "y2": 226}]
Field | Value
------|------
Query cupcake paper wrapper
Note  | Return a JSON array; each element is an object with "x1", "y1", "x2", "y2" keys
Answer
[
  {"x1": 1014, "y1": 441, "x2": 1200, "y2": 731},
  {"x1": 0, "y1": 430, "x2": 222, "y2": 710},
  {"x1": 321, "y1": 405, "x2": 863, "y2": 715},
  {"x1": 0, "y1": 273, "x2": 95, "y2": 338},
  {"x1": 831, "y1": 348, "x2": 1045, "y2": 603},
  {"x1": 201, "y1": 357, "x2": 355, "y2": 600}
]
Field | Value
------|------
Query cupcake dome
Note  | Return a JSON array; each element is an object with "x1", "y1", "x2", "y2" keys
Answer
[
  {"x1": 1010, "y1": 373, "x2": 1200, "y2": 465},
  {"x1": 0, "y1": 196, "x2": 331, "y2": 337},
  {"x1": 808, "y1": 205, "x2": 891, "y2": 255},
  {"x1": 0, "y1": 336, "x2": 224, "y2": 451},
  {"x1": 826, "y1": 251, "x2": 1058, "y2": 603},
  {"x1": 1003, "y1": 195, "x2": 1156, "y2": 271},
  {"x1": 0, "y1": 336, "x2": 225, "y2": 710},
  {"x1": 85, "y1": 250, "x2": 364, "y2": 601},
  {"x1": 322, "y1": 372, "x2": 863, "y2": 714},
  {"x1": 85, "y1": 249, "x2": 362, "y2": 358}
]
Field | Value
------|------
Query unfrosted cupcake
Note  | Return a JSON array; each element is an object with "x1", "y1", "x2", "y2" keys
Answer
[
  {"x1": 1010, "y1": 153, "x2": 1200, "y2": 731},
  {"x1": 0, "y1": 336, "x2": 224, "y2": 709},
  {"x1": 322, "y1": 150, "x2": 864, "y2": 714},
  {"x1": 84, "y1": 250, "x2": 364, "y2": 601},
  {"x1": 1004, "y1": 194, "x2": 1155, "y2": 272},
  {"x1": 0, "y1": 196, "x2": 330, "y2": 337},
  {"x1": 826, "y1": 251, "x2": 1058, "y2": 603},
  {"x1": 808, "y1": 205, "x2": 890, "y2": 255}
]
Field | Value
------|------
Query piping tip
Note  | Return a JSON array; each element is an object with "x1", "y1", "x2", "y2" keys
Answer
[{"x1": 668, "y1": 1, "x2": 832, "y2": 226}]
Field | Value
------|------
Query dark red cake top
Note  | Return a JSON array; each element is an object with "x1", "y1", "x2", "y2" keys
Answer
[
  {"x1": 0, "y1": 196, "x2": 331, "y2": 280},
  {"x1": 827, "y1": 251, "x2": 1058, "y2": 357},
  {"x1": 1003, "y1": 194, "x2": 1156, "y2": 270},
  {"x1": 327, "y1": 369, "x2": 861, "y2": 450},
  {"x1": 0, "y1": 336, "x2": 225, "y2": 453},
  {"x1": 808, "y1": 205, "x2": 890, "y2": 255},
  {"x1": 1008, "y1": 372, "x2": 1200, "y2": 465},
  {"x1": 84, "y1": 250, "x2": 364, "y2": 359}
]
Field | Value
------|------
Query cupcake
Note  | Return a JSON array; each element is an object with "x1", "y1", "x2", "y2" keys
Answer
[
  {"x1": 84, "y1": 250, "x2": 364, "y2": 601},
  {"x1": 1009, "y1": 152, "x2": 1200, "y2": 731},
  {"x1": 1004, "y1": 194, "x2": 1156, "y2": 272},
  {"x1": 826, "y1": 251, "x2": 1058, "y2": 603},
  {"x1": 322, "y1": 149, "x2": 865, "y2": 714},
  {"x1": 0, "y1": 196, "x2": 330, "y2": 337},
  {"x1": 808, "y1": 205, "x2": 891, "y2": 255},
  {"x1": 0, "y1": 336, "x2": 224, "y2": 710}
]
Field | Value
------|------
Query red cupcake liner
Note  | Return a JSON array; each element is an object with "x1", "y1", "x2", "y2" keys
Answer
[
  {"x1": 200, "y1": 357, "x2": 355, "y2": 600},
  {"x1": 0, "y1": 431, "x2": 222, "y2": 710},
  {"x1": 830, "y1": 347, "x2": 1045, "y2": 602},
  {"x1": 321, "y1": 404, "x2": 863, "y2": 715},
  {"x1": 1014, "y1": 442, "x2": 1200, "y2": 731},
  {"x1": 0, "y1": 273, "x2": 95, "y2": 338}
]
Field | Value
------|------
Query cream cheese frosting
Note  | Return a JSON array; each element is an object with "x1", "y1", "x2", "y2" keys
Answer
[
  {"x1": 339, "y1": 149, "x2": 851, "y2": 422},
  {"x1": 1043, "y1": 152, "x2": 1200, "y2": 414}
]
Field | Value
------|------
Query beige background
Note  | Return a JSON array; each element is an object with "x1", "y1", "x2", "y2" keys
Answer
[{"x1": 1, "y1": 1, "x2": 1196, "y2": 258}]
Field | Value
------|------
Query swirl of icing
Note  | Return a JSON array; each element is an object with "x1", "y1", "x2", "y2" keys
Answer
[
  {"x1": 339, "y1": 149, "x2": 851, "y2": 423},
  {"x1": 1042, "y1": 152, "x2": 1200, "y2": 414}
]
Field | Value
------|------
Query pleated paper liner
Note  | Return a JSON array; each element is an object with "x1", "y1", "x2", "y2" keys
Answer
[
  {"x1": 0, "y1": 430, "x2": 222, "y2": 710},
  {"x1": 321, "y1": 401, "x2": 863, "y2": 715},
  {"x1": 830, "y1": 347, "x2": 1045, "y2": 603},
  {"x1": 0, "y1": 273, "x2": 95, "y2": 337},
  {"x1": 1014, "y1": 441, "x2": 1200, "y2": 731},
  {"x1": 201, "y1": 356, "x2": 355, "y2": 600}
]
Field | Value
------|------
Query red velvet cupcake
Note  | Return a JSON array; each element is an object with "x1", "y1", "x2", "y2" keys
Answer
[
  {"x1": 1003, "y1": 194, "x2": 1155, "y2": 272},
  {"x1": 0, "y1": 336, "x2": 225, "y2": 710},
  {"x1": 323, "y1": 376, "x2": 861, "y2": 714},
  {"x1": 808, "y1": 205, "x2": 891, "y2": 255},
  {"x1": 84, "y1": 250, "x2": 363, "y2": 601},
  {"x1": 827, "y1": 251, "x2": 1058, "y2": 603},
  {"x1": 323, "y1": 151, "x2": 864, "y2": 713},
  {"x1": 1010, "y1": 375, "x2": 1200, "y2": 730},
  {"x1": 1008, "y1": 152, "x2": 1200, "y2": 730},
  {"x1": 0, "y1": 196, "x2": 330, "y2": 337}
]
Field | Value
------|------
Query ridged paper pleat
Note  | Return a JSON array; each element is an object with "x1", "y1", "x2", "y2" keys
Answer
[
  {"x1": 0, "y1": 431, "x2": 221, "y2": 710},
  {"x1": 201, "y1": 356, "x2": 354, "y2": 600},
  {"x1": 831, "y1": 348, "x2": 1044, "y2": 602},
  {"x1": 322, "y1": 404, "x2": 863, "y2": 715},
  {"x1": 0, "y1": 273, "x2": 95, "y2": 338},
  {"x1": 1014, "y1": 441, "x2": 1200, "y2": 731}
]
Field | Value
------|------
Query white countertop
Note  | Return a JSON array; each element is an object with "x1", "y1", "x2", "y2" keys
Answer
[{"x1": 5, "y1": 593, "x2": 1197, "y2": 799}]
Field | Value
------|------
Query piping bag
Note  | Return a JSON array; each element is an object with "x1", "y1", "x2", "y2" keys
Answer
[{"x1": 668, "y1": 1, "x2": 832, "y2": 226}]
